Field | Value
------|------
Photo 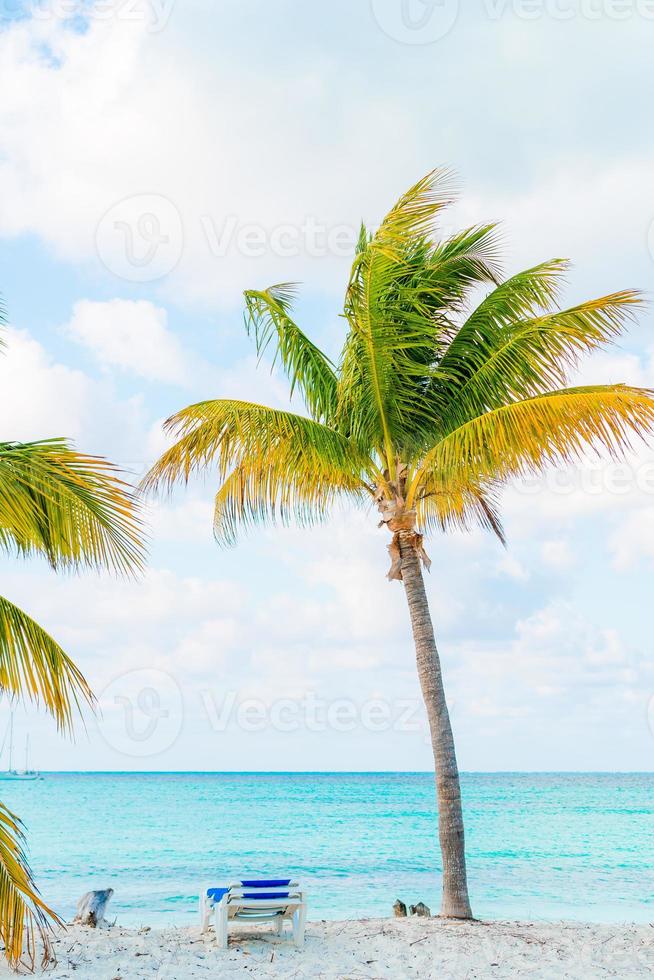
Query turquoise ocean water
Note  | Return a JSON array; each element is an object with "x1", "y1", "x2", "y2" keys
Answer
[{"x1": 3, "y1": 772, "x2": 652, "y2": 926}]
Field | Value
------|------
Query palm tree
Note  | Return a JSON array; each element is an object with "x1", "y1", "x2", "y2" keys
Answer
[
  {"x1": 143, "y1": 170, "x2": 654, "y2": 919},
  {"x1": 0, "y1": 320, "x2": 144, "y2": 965}
]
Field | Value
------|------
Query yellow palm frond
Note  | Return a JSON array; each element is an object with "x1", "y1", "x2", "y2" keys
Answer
[
  {"x1": 0, "y1": 440, "x2": 145, "y2": 575},
  {"x1": 0, "y1": 595, "x2": 94, "y2": 733},
  {"x1": 415, "y1": 481, "x2": 505, "y2": 544},
  {"x1": 0, "y1": 313, "x2": 143, "y2": 970},
  {"x1": 0, "y1": 802, "x2": 59, "y2": 969},
  {"x1": 141, "y1": 400, "x2": 372, "y2": 544},
  {"x1": 212, "y1": 453, "x2": 368, "y2": 546},
  {"x1": 408, "y1": 385, "x2": 654, "y2": 503}
]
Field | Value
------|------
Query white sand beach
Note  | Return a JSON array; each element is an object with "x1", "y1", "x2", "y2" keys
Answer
[{"x1": 4, "y1": 916, "x2": 651, "y2": 979}]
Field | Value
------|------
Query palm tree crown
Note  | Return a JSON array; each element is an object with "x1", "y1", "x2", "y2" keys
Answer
[{"x1": 144, "y1": 170, "x2": 654, "y2": 556}]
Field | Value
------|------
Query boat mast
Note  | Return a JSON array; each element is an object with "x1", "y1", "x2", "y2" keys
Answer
[{"x1": 8, "y1": 712, "x2": 13, "y2": 772}]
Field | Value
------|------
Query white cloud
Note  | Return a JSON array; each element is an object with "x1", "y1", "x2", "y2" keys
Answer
[
  {"x1": 610, "y1": 506, "x2": 654, "y2": 570},
  {"x1": 173, "y1": 618, "x2": 240, "y2": 674},
  {"x1": 496, "y1": 552, "x2": 530, "y2": 582},
  {"x1": 574, "y1": 350, "x2": 651, "y2": 389},
  {"x1": 147, "y1": 497, "x2": 215, "y2": 543},
  {"x1": 0, "y1": 325, "x2": 149, "y2": 464},
  {"x1": 455, "y1": 158, "x2": 654, "y2": 280},
  {"x1": 450, "y1": 601, "x2": 652, "y2": 733},
  {"x1": 0, "y1": 326, "x2": 88, "y2": 442},
  {"x1": 502, "y1": 445, "x2": 654, "y2": 529},
  {"x1": 1, "y1": 6, "x2": 653, "y2": 318},
  {"x1": 0, "y1": 13, "x2": 422, "y2": 307},
  {"x1": 64, "y1": 298, "x2": 188, "y2": 383},
  {"x1": 541, "y1": 539, "x2": 575, "y2": 570}
]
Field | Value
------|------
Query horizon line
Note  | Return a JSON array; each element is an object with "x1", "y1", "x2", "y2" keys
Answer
[{"x1": 17, "y1": 769, "x2": 654, "y2": 775}]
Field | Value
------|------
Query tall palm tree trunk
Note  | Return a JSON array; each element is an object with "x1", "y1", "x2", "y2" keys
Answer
[{"x1": 398, "y1": 529, "x2": 473, "y2": 919}]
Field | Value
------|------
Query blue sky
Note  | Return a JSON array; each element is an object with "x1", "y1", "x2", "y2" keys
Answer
[{"x1": 0, "y1": 1, "x2": 653, "y2": 771}]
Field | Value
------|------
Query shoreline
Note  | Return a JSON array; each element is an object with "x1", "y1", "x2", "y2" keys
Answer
[{"x1": 3, "y1": 916, "x2": 651, "y2": 979}]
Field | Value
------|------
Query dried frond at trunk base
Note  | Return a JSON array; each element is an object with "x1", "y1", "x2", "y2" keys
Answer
[{"x1": 387, "y1": 530, "x2": 431, "y2": 581}]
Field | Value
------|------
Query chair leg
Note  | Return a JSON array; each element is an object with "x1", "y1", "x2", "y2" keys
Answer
[
  {"x1": 199, "y1": 893, "x2": 209, "y2": 933},
  {"x1": 215, "y1": 903, "x2": 228, "y2": 949},
  {"x1": 276, "y1": 913, "x2": 285, "y2": 937},
  {"x1": 292, "y1": 904, "x2": 306, "y2": 948}
]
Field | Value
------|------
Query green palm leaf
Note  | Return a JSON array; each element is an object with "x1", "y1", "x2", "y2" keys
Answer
[
  {"x1": 0, "y1": 595, "x2": 94, "y2": 733},
  {"x1": 244, "y1": 284, "x2": 338, "y2": 422},
  {"x1": 440, "y1": 289, "x2": 642, "y2": 428},
  {"x1": 0, "y1": 440, "x2": 145, "y2": 575},
  {"x1": 338, "y1": 172, "x2": 501, "y2": 466}
]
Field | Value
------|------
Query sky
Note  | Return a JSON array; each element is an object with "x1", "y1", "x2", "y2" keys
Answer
[{"x1": 0, "y1": 0, "x2": 654, "y2": 772}]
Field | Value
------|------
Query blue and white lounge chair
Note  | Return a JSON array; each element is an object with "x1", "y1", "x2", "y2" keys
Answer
[{"x1": 199, "y1": 879, "x2": 307, "y2": 948}]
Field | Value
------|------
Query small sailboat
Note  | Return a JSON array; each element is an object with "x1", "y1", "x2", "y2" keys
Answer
[{"x1": 0, "y1": 715, "x2": 39, "y2": 781}]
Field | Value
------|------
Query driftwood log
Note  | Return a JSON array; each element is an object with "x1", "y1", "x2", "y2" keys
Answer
[
  {"x1": 72, "y1": 888, "x2": 114, "y2": 928},
  {"x1": 393, "y1": 899, "x2": 407, "y2": 917},
  {"x1": 409, "y1": 901, "x2": 431, "y2": 917}
]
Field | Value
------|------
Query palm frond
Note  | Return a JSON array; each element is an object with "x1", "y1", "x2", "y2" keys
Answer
[
  {"x1": 408, "y1": 385, "x2": 654, "y2": 501},
  {"x1": 338, "y1": 172, "x2": 501, "y2": 462},
  {"x1": 426, "y1": 223, "x2": 503, "y2": 305},
  {"x1": 0, "y1": 440, "x2": 145, "y2": 575},
  {"x1": 364, "y1": 168, "x2": 458, "y2": 253},
  {"x1": 0, "y1": 595, "x2": 93, "y2": 733},
  {"x1": 444, "y1": 259, "x2": 569, "y2": 351},
  {"x1": 0, "y1": 802, "x2": 58, "y2": 969},
  {"x1": 440, "y1": 289, "x2": 642, "y2": 428},
  {"x1": 436, "y1": 259, "x2": 568, "y2": 384},
  {"x1": 244, "y1": 284, "x2": 338, "y2": 422},
  {"x1": 415, "y1": 480, "x2": 506, "y2": 544},
  {"x1": 141, "y1": 400, "x2": 371, "y2": 544},
  {"x1": 211, "y1": 451, "x2": 368, "y2": 546}
]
